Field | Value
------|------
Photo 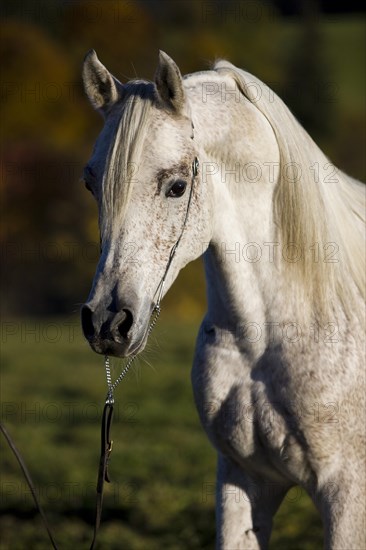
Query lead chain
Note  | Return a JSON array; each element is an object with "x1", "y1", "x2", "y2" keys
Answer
[{"x1": 104, "y1": 304, "x2": 161, "y2": 405}]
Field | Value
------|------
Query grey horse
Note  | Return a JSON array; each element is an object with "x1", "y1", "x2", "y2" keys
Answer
[{"x1": 81, "y1": 51, "x2": 365, "y2": 549}]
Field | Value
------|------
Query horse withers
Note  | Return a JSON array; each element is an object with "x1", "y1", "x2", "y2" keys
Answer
[{"x1": 81, "y1": 50, "x2": 365, "y2": 549}]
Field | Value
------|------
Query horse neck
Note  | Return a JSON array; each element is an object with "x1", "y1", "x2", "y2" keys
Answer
[
  {"x1": 188, "y1": 70, "x2": 365, "y2": 347},
  {"x1": 192, "y1": 87, "x2": 285, "y2": 355},
  {"x1": 203, "y1": 178, "x2": 284, "y2": 356}
]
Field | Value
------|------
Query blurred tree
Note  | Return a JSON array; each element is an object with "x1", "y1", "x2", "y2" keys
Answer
[
  {"x1": 0, "y1": 3, "x2": 364, "y2": 318},
  {"x1": 281, "y1": 0, "x2": 336, "y2": 142},
  {"x1": 0, "y1": 20, "x2": 88, "y2": 150},
  {"x1": 149, "y1": 0, "x2": 284, "y2": 83},
  {"x1": 0, "y1": 20, "x2": 97, "y2": 314},
  {"x1": 62, "y1": 0, "x2": 158, "y2": 80},
  {"x1": 332, "y1": 113, "x2": 366, "y2": 180},
  {"x1": 0, "y1": 142, "x2": 97, "y2": 315}
]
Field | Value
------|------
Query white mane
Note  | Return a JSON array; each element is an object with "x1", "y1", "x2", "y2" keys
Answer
[{"x1": 214, "y1": 60, "x2": 365, "y2": 323}]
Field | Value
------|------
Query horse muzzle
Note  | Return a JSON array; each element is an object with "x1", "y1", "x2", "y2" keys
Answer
[{"x1": 81, "y1": 302, "x2": 151, "y2": 357}]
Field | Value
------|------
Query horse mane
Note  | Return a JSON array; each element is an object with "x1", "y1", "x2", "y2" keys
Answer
[
  {"x1": 214, "y1": 60, "x2": 365, "y2": 323},
  {"x1": 102, "y1": 81, "x2": 155, "y2": 240}
]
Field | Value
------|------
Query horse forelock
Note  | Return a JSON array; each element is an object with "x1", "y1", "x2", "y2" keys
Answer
[{"x1": 101, "y1": 80, "x2": 157, "y2": 240}]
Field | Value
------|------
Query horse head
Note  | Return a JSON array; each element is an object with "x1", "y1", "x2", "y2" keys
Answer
[{"x1": 81, "y1": 51, "x2": 212, "y2": 357}]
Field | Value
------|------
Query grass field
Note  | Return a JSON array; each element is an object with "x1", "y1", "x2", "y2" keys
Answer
[{"x1": 1, "y1": 315, "x2": 323, "y2": 549}]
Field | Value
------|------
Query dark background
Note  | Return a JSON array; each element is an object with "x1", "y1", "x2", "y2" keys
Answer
[{"x1": 1, "y1": 0, "x2": 365, "y2": 319}]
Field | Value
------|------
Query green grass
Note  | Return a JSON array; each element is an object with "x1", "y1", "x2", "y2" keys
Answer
[{"x1": 1, "y1": 315, "x2": 322, "y2": 549}]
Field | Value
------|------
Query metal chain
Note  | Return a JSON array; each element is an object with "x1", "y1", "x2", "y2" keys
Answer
[
  {"x1": 104, "y1": 356, "x2": 112, "y2": 389},
  {"x1": 104, "y1": 304, "x2": 161, "y2": 404}
]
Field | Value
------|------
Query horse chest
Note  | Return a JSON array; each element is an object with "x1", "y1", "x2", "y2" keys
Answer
[{"x1": 192, "y1": 329, "x2": 311, "y2": 481}]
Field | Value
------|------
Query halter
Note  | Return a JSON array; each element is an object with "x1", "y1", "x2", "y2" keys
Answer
[{"x1": 91, "y1": 155, "x2": 199, "y2": 549}]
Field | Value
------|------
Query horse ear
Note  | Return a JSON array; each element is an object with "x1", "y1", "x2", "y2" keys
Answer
[
  {"x1": 155, "y1": 51, "x2": 185, "y2": 114},
  {"x1": 82, "y1": 50, "x2": 123, "y2": 115}
]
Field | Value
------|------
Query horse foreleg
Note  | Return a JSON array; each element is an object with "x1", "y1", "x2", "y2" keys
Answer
[
  {"x1": 216, "y1": 453, "x2": 289, "y2": 550},
  {"x1": 318, "y1": 468, "x2": 366, "y2": 550}
]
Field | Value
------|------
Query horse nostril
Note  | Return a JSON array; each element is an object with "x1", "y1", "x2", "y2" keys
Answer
[
  {"x1": 81, "y1": 305, "x2": 95, "y2": 340},
  {"x1": 116, "y1": 309, "x2": 134, "y2": 341}
]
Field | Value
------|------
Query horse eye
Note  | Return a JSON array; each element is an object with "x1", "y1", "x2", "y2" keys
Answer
[{"x1": 167, "y1": 180, "x2": 187, "y2": 198}]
